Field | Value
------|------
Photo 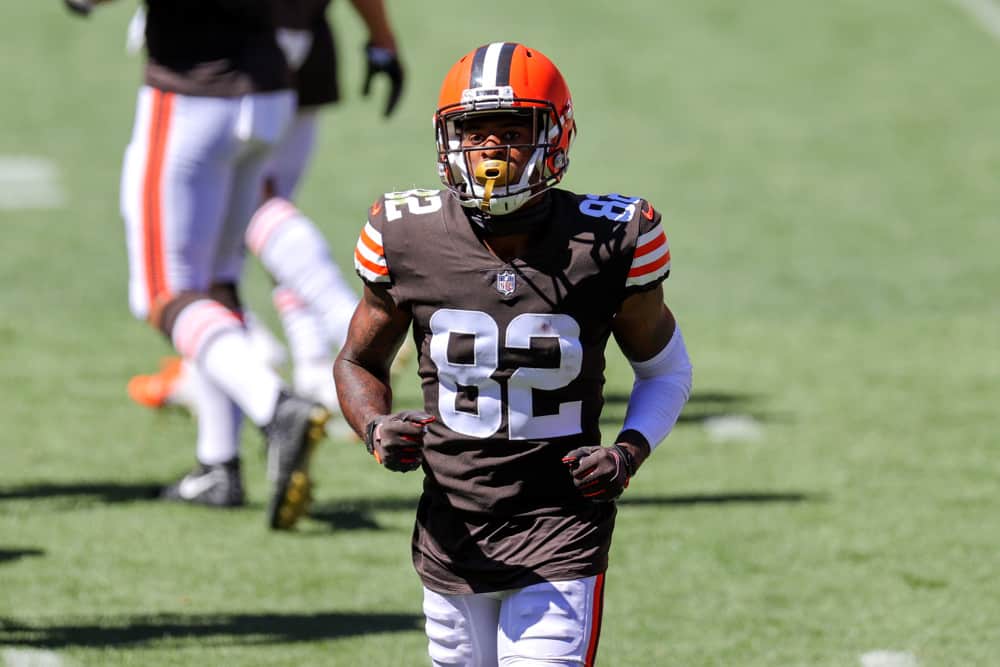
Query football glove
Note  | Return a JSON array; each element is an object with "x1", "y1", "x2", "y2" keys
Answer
[
  {"x1": 562, "y1": 445, "x2": 637, "y2": 502},
  {"x1": 364, "y1": 411, "x2": 434, "y2": 472},
  {"x1": 362, "y1": 43, "x2": 404, "y2": 117}
]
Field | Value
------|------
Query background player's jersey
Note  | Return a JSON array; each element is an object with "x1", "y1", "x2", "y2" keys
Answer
[
  {"x1": 143, "y1": 0, "x2": 290, "y2": 96},
  {"x1": 274, "y1": 0, "x2": 339, "y2": 107},
  {"x1": 354, "y1": 188, "x2": 671, "y2": 593}
]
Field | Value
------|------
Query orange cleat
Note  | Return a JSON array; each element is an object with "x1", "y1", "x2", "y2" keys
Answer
[{"x1": 127, "y1": 356, "x2": 190, "y2": 410}]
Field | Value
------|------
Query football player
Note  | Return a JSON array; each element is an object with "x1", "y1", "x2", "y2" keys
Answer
[
  {"x1": 127, "y1": 0, "x2": 404, "y2": 418},
  {"x1": 334, "y1": 43, "x2": 693, "y2": 665},
  {"x1": 72, "y1": 0, "x2": 333, "y2": 529}
]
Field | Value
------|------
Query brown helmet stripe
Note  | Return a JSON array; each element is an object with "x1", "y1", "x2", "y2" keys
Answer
[
  {"x1": 469, "y1": 44, "x2": 489, "y2": 87},
  {"x1": 494, "y1": 42, "x2": 517, "y2": 86}
]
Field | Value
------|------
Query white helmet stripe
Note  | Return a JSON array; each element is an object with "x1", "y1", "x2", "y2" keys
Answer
[{"x1": 480, "y1": 42, "x2": 506, "y2": 88}]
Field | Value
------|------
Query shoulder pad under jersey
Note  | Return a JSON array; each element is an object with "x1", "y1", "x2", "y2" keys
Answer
[
  {"x1": 574, "y1": 192, "x2": 671, "y2": 291},
  {"x1": 353, "y1": 188, "x2": 447, "y2": 285}
]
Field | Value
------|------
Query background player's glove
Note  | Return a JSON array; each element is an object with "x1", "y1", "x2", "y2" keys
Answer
[
  {"x1": 562, "y1": 445, "x2": 637, "y2": 502},
  {"x1": 365, "y1": 411, "x2": 434, "y2": 472},
  {"x1": 362, "y1": 43, "x2": 404, "y2": 117}
]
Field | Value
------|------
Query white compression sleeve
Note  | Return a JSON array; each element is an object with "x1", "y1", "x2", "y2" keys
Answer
[{"x1": 620, "y1": 325, "x2": 693, "y2": 451}]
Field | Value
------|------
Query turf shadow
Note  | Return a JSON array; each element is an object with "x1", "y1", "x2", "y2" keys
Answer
[
  {"x1": 0, "y1": 610, "x2": 423, "y2": 649},
  {"x1": 307, "y1": 496, "x2": 419, "y2": 531},
  {"x1": 603, "y1": 390, "x2": 757, "y2": 406},
  {"x1": 618, "y1": 491, "x2": 823, "y2": 507},
  {"x1": 601, "y1": 388, "x2": 783, "y2": 426},
  {"x1": 0, "y1": 482, "x2": 162, "y2": 504},
  {"x1": 0, "y1": 548, "x2": 44, "y2": 564}
]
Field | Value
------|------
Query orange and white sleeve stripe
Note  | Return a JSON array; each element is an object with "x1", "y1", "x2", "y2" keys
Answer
[
  {"x1": 626, "y1": 225, "x2": 671, "y2": 288},
  {"x1": 354, "y1": 221, "x2": 391, "y2": 283}
]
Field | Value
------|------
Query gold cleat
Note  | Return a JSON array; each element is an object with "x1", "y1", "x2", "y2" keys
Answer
[{"x1": 265, "y1": 394, "x2": 330, "y2": 531}]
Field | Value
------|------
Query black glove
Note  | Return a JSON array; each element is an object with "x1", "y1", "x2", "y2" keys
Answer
[
  {"x1": 364, "y1": 411, "x2": 434, "y2": 472},
  {"x1": 562, "y1": 445, "x2": 637, "y2": 502},
  {"x1": 362, "y1": 43, "x2": 404, "y2": 117}
]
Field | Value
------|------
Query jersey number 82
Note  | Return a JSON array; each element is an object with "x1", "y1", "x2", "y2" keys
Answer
[{"x1": 428, "y1": 309, "x2": 583, "y2": 440}]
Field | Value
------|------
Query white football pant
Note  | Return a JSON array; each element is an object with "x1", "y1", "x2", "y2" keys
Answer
[
  {"x1": 423, "y1": 575, "x2": 606, "y2": 667},
  {"x1": 121, "y1": 86, "x2": 295, "y2": 319}
]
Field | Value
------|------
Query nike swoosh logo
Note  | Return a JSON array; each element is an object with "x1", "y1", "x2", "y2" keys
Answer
[
  {"x1": 178, "y1": 472, "x2": 219, "y2": 499},
  {"x1": 641, "y1": 202, "x2": 655, "y2": 220},
  {"x1": 370, "y1": 200, "x2": 383, "y2": 216}
]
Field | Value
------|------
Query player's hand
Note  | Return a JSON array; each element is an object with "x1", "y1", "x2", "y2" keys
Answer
[
  {"x1": 562, "y1": 445, "x2": 637, "y2": 502},
  {"x1": 365, "y1": 411, "x2": 434, "y2": 472},
  {"x1": 362, "y1": 43, "x2": 404, "y2": 117}
]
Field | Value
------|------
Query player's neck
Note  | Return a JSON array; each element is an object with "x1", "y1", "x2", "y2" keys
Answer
[
  {"x1": 482, "y1": 232, "x2": 534, "y2": 262},
  {"x1": 470, "y1": 193, "x2": 552, "y2": 261}
]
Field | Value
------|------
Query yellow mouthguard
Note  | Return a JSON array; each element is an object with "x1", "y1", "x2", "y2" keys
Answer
[{"x1": 474, "y1": 160, "x2": 509, "y2": 212}]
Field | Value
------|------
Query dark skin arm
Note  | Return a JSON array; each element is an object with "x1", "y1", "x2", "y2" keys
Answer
[
  {"x1": 610, "y1": 283, "x2": 677, "y2": 473},
  {"x1": 334, "y1": 284, "x2": 412, "y2": 439},
  {"x1": 348, "y1": 0, "x2": 399, "y2": 50}
]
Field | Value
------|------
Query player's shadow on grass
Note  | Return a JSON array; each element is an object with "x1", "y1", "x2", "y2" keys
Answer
[
  {"x1": 601, "y1": 389, "x2": 780, "y2": 425},
  {"x1": 307, "y1": 497, "x2": 419, "y2": 531},
  {"x1": 618, "y1": 491, "x2": 822, "y2": 507},
  {"x1": 0, "y1": 548, "x2": 44, "y2": 564},
  {"x1": 0, "y1": 482, "x2": 162, "y2": 504},
  {"x1": 0, "y1": 610, "x2": 423, "y2": 649}
]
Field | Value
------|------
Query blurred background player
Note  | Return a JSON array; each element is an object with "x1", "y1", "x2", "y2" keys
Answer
[
  {"x1": 334, "y1": 43, "x2": 692, "y2": 665},
  {"x1": 127, "y1": 0, "x2": 405, "y2": 421},
  {"x1": 70, "y1": 0, "x2": 331, "y2": 529}
]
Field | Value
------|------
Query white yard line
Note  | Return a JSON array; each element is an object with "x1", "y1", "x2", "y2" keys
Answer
[
  {"x1": 0, "y1": 156, "x2": 66, "y2": 210},
  {"x1": 702, "y1": 414, "x2": 762, "y2": 443},
  {"x1": 860, "y1": 650, "x2": 919, "y2": 667},
  {"x1": 950, "y1": 0, "x2": 1000, "y2": 41},
  {"x1": 2, "y1": 648, "x2": 66, "y2": 667}
]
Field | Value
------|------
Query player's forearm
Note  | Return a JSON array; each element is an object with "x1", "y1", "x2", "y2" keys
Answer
[
  {"x1": 348, "y1": 0, "x2": 397, "y2": 50},
  {"x1": 333, "y1": 356, "x2": 393, "y2": 439}
]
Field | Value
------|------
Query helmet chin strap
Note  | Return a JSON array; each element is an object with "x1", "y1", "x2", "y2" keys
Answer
[{"x1": 474, "y1": 159, "x2": 509, "y2": 213}]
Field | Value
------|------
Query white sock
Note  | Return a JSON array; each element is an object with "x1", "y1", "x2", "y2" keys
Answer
[
  {"x1": 247, "y1": 197, "x2": 360, "y2": 350},
  {"x1": 273, "y1": 286, "x2": 329, "y2": 365},
  {"x1": 172, "y1": 299, "x2": 283, "y2": 427},
  {"x1": 244, "y1": 309, "x2": 288, "y2": 370},
  {"x1": 193, "y1": 369, "x2": 243, "y2": 465}
]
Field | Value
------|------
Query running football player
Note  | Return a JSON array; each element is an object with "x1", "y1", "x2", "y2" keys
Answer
[
  {"x1": 334, "y1": 42, "x2": 693, "y2": 665},
  {"x1": 71, "y1": 0, "x2": 331, "y2": 529},
  {"x1": 126, "y1": 0, "x2": 405, "y2": 418}
]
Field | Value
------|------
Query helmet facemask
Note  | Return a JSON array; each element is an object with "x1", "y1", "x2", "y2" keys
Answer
[{"x1": 436, "y1": 101, "x2": 566, "y2": 216}]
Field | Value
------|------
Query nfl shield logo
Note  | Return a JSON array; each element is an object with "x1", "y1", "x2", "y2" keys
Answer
[{"x1": 496, "y1": 270, "x2": 516, "y2": 296}]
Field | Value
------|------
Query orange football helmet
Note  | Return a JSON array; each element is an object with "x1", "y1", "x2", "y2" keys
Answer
[{"x1": 434, "y1": 42, "x2": 576, "y2": 215}]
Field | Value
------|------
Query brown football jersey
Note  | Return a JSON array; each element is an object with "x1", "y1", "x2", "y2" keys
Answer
[
  {"x1": 273, "y1": 0, "x2": 339, "y2": 107},
  {"x1": 353, "y1": 188, "x2": 672, "y2": 593},
  {"x1": 143, "y1": 0, "x2": 290, "y2": 97}
]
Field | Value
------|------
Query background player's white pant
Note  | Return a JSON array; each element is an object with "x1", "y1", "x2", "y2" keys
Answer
[
  {"x1": 121, "y1": 86, "x2": 296, "y2": 319},
  {"x1": 423, "y1": 575, "x2": 605, "y2": 667},
  {"x1": 266, "y1": 108, "x2": 319, "y2": 200},
  {"x1": 120, "y1": 86, "x2": 296, "y2": 462},
  {"x1": 253, "y1": 107, "x2": 354, "y2": 413}
]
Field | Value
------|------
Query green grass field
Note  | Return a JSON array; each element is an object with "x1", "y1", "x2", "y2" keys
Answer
[{"x1": 2, "y1": 1, "x2": 999, "y2": 665}]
